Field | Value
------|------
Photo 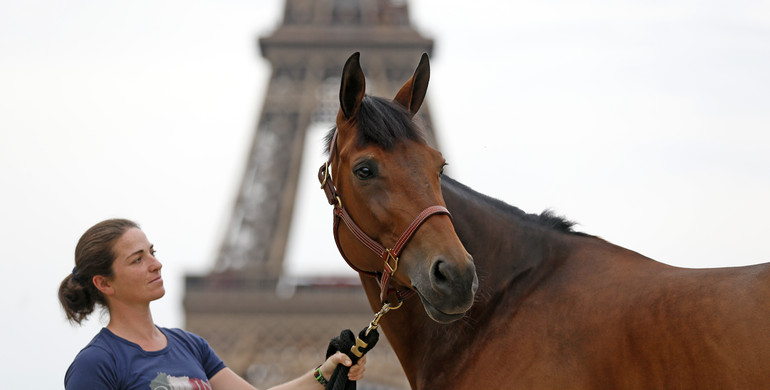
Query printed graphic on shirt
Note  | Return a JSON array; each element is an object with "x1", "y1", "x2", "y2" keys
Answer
[{"x1": 150, "y1": 372, "x2": 212, "y2": 390}]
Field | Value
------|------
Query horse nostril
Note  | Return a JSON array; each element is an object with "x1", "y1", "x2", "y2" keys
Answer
[
  {"x1": 433, "y1": 260, "x2": 446, "y2": 280},
  {"x1": 431, "y1": 259, "x2": 451, "y2": 291}
]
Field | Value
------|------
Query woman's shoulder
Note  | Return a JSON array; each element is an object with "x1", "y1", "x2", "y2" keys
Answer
[
  {"x1": 159, "y1": 327, "x2": 223, "y2": 366},
  {"x1": 160, "y1": 327, "x2": 203, "y2": 341},
  {"x1": 69, "y1": 328, "x2": 127, "y2": 369},
  {"x1": 77, "y1": 328, "x2": 119, "y2": 356},
  {"x1": 159, "y1": 327, "x2": 210, "y2": 349},
  {"x1": 66, "y1": 329, "x2": 122, "y2": 388}
]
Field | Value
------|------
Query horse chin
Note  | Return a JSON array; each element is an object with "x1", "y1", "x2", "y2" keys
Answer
[{"x1": 415, "y1": 290, "x2": 468, "y2": 324}]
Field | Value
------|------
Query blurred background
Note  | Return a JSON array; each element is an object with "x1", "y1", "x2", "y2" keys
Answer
[{"x1": 1, "y1": 0, "x2": 768, "y2": 388}]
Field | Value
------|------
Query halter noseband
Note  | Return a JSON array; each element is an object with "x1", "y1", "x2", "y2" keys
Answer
[{"x1": 318, "y1": 130, "x2": 451, "y2": 304}]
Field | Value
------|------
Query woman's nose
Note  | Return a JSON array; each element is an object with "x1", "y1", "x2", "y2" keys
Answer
[{"x1": 149, "y1": 255, "x2": 162, "y2": 271}]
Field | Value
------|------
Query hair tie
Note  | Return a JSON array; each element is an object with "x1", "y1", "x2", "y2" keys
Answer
[{"x1": 71, "y1": 267, "x2": 84, "y2": 284}]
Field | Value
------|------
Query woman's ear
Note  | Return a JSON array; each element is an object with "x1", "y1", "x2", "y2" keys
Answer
[{"x1": 93, "y1": 275, "x2": 115, "y2": 296}]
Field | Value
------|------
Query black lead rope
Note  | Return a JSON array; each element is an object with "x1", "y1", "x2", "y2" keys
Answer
[
  {"x1": 324, "y1": 327, "x2": 380, "y2": 390},
  {"x1": 322, "y1": 302, "x2": 401, "y2": 390}
]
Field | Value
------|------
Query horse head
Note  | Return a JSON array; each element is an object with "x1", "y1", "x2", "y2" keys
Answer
[{"x1": 323, "y1": 52, "x2": 478, "y2": 323}]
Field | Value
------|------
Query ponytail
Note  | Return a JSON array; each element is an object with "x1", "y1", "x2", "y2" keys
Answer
[{"x1": 58, "y1": 272, "x2": 98, "y2": 325}]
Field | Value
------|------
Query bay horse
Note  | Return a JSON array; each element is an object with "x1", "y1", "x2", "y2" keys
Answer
[{"x1": 320, "y1": 52, "x2": 770, "y2": 389}]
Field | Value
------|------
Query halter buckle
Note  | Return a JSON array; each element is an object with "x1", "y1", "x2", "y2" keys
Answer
[{"x1": 384, "y1": 249, "x2": 399, "y2": 275}]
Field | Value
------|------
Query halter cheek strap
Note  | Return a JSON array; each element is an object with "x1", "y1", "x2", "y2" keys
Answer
[{"x1": 318, "y1": 131, "x2": 451, "y2": 304}]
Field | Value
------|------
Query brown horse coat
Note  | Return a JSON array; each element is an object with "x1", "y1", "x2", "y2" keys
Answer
[
  {"x1": 366, "y1": 176, "x2": 770, "y2": 389},
  {"x1": 328, "y1": 52, "x2": 770, "y2": 389}
]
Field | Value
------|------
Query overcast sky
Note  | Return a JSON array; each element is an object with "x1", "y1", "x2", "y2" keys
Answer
[{"x1": 1, "y1": 0, "x2": 769, "y2": 388}]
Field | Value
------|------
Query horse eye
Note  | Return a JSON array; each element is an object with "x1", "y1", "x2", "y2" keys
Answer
[{"x1": 355, "y1": 166, "x2": 374, "y2": 180}]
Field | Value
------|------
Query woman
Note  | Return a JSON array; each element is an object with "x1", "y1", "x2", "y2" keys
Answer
[{"x1": 59, "y1": 218, "x2": 365, "y2": 390}]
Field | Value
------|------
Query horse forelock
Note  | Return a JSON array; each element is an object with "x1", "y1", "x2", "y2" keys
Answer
[{"x1": 325, "y1": 95, "x2": 425, "y2": 155}]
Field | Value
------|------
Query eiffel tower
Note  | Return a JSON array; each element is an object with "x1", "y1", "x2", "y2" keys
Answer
[{"x1": 184, "y1": 1, "x2": 435, "y2": 388}]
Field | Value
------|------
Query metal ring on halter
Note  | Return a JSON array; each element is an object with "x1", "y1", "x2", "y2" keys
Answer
[{"x1": 320, "y1": 162, "x2": 330, "y2": 188}]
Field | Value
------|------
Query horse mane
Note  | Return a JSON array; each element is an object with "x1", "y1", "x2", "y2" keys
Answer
[
  {"x1": 325, "y1": 95, "x2": 425, "y2": 153},
  {"x1": 324, "y1": 95, "x2": 587, "y2": 237},
  {"x1": 442, "y1": 175, "x2": 590, "y2": 236}
]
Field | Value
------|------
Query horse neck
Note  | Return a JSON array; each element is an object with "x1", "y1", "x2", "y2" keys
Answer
[
  {"x1": 359, "y1": 276, "x2": 437, "y2": 389},
  {"x1": 360, "y1": 176, "x2": 581, "y2": 388},
  {"x1": 440, "y1": 176, "x2": 573, "y2": 303}
]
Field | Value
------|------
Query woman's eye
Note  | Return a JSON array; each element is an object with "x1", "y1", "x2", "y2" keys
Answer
[{"x1": 355, "y1": 166, "x2": 373, "y2": 180}]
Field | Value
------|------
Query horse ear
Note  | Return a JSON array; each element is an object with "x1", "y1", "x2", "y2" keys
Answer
[
  {"x1": 393, "y1": 53, "x2": 430, "y2": 116},
  {"x1": 339, "y1": 52, "x2": 366, "y2": 120}
]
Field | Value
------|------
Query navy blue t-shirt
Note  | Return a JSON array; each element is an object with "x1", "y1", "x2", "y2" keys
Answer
[{"x1": 65, "y1": 327, "x2": 226, "y2": 390}]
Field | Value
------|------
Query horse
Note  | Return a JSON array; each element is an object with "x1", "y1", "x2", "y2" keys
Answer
[{"x1": 318, "y1": 52, "x2": 770, "y2": 389}]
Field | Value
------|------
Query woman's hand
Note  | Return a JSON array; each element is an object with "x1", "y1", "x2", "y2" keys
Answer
[{"x1": 319, "y1": 352, "x2": 367, "y2": 381}]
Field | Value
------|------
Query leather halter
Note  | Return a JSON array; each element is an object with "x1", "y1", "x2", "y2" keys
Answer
[{"x1": 318, "y1": 130, "x2": 451, "y2": 304}]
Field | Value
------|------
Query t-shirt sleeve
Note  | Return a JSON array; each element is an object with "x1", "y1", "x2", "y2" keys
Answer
[
  {"x1": 65, "y1": 346, "x2": 119, "y2": 390},
  {"x1": 199, "y1": 334, "x2": 227, "y2": 378},
  {"x1": 180, "y1": 329, "x2": 227, "y2": 379}
]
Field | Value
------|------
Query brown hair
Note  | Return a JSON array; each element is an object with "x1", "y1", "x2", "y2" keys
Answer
[{"x1": 58, "y1": 218, "x2": 139, "y2": 325}]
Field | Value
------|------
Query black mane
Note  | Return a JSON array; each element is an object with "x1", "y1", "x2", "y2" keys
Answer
[
  {"x1": 442, "y1": 175, "x2": 589, "y2": 236},
  {"x1": 325, "y1": 95, "x2": 425, "y2": 153}
]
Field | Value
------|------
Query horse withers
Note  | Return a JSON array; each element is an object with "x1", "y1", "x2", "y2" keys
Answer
[{"x1": 321, "y1": 52, "x2": 770, "y2": 389}]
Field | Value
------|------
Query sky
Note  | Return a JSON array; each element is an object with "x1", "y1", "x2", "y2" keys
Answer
[{"x1": 1, "y1": 0, "x2": 769, "y2": 388}]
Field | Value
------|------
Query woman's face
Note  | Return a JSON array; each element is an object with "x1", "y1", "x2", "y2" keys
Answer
[{"x1": 107, "y1": 227, "x2": 165, "y2": 305}]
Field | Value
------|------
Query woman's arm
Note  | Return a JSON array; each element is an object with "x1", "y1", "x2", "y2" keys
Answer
[
  {"x1": 210, "y1": 352, "x2": 366, "y2": 390},
  {"x1": 209, "y1": 367, "x2": 257, "y2": 390}
]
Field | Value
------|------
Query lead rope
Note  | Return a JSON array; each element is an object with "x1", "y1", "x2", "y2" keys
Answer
[{"x1": 322, "y1": 302, "x2": 403, "y2": 389}]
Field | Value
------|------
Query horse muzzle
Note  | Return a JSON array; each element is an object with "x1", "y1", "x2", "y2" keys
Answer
[{"x1": 412, "y1": 253, "x2": 478, "y2": 323}]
